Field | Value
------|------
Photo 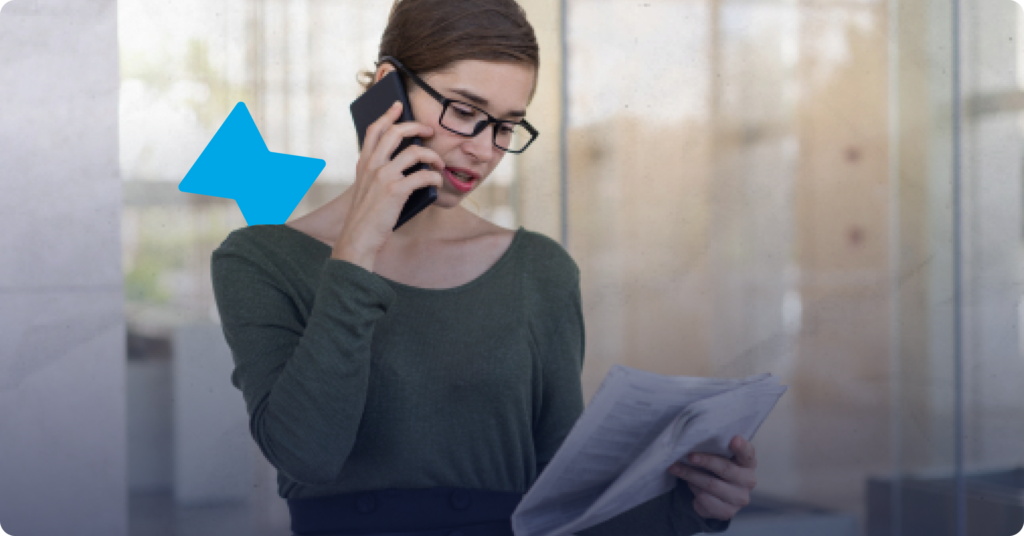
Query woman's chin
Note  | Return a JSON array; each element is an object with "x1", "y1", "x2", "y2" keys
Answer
[
  {"x1": 436, "y1": 187, "x2": 475, "y2": 207},
  {"x1": 433, "y1": 189, "x2": 473, "y2": 209}
]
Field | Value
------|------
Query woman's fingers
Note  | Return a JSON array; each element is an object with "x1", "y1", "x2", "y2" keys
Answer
[
  {"x1": 387, "y1": 168, "x2": 444, "y2": 199},
  {"x1": 382, "y1": 145, "x2": 446, "y2": 179},
  {"x1": 668, "y1": 445, "x2": 759, "y2": 522},
  {"x1": 686, "y1": 451, "x2": 756, "y2": 490},
  {"x1": 362, "y1": 101, "x2": 405, "y2": 157},
  {"x1": 688, "y1": 481, "x2": 743, "y2": 520},
  {"x1": 730, "y1": 436, "x2": 757, "y2": 470},
  {"x1": 366, "y1": 120, "x2": 435, "y2": 172},
  {"x1": 672, "y1": 463, "x2": 748, "y2": 505}
]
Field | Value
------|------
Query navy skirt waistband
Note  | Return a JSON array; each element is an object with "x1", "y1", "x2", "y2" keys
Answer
[{"x1": 287, "y1": 487, "x2": 524, "y2": 536}]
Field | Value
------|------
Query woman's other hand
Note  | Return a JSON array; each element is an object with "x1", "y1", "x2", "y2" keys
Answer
[
  {"x1": 332, "y1": 101, "x2": 445, "y2": 271},
  {"x1": 667, "y1": 435, "x2": 757, "y2": 521}
]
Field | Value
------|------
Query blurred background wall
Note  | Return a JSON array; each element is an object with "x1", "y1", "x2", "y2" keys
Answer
[
  {"x1": 0, "y1": 0, "x2": 126, "y2": 535},
  {"x1": 3, "y1": 0, "x2": 1022, "y2": 533}
]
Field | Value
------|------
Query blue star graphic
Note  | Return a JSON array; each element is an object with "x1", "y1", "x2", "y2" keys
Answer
[{"x1": 179, "y1": 102, "x2": 326, "y2": 225}]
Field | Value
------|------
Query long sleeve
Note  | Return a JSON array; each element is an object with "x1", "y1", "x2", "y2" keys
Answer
[
  {"x1": 527, "y1": 249, "x2": 730, "y2": 536},
  {"x1": 211, "y1": 237, "x2": 396, "y2": 486},
  {"x1": 529, "y1": 260, "x2": 587, "y2": 480}
]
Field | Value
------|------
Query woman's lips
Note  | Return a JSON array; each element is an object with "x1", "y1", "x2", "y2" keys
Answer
[{"x1": 443, "y1": 167, "x2": 478, "y2": 193}]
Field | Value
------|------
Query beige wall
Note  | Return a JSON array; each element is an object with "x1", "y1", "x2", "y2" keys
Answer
[
  {"x1": 568, "y1": 117, "x2": 716, "y2": 399},
  {"x1": 515, "y1": 0, "x2": 565, "y2": 242},
  {"x1": 560, "y1": 0, "x2": 909, "y2": 517},
  {"x1": 792, "y1": 5, "x2": 893, "y2": 514}
]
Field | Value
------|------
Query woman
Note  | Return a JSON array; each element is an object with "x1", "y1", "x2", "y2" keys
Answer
[{"x1": 211, "y1": 0, "x2": 757, "y2": 534}]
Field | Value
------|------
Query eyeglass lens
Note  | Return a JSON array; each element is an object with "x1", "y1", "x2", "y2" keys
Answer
[{"x1": 441, "y1": 101, "x2": 532, "y2": 152}]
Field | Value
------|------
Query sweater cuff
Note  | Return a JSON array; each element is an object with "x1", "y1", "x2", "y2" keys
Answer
[{"x1": 318, "y1": 258, "x2": 397, "y2": 310}]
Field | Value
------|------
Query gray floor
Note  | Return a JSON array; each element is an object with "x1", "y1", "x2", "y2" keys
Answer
[{"x1": 130, "y1": 492, "x2": 290, "y2": 536}]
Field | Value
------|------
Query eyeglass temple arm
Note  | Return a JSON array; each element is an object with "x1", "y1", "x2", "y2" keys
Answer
[{"x1": 378, "y1": 56, "x2": 448, "y2": 105}]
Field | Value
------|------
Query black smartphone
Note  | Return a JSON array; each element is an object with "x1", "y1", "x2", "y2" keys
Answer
[{"x1": 350, "y1": 70, "x2": 437, "y2": 231}]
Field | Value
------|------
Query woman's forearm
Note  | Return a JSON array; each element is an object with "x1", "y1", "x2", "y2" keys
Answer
[{"x1": 213, "y1": 250, "x2": 395, "y2": 485}]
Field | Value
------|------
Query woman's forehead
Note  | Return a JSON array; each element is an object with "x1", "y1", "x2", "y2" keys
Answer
[{"x1": 423, "y1": 60, "x2": 536, "y2": 113}]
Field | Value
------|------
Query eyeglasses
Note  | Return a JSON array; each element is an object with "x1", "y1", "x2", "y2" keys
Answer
[{"x1": 378, "y1": 56, "x2": 539, "y2": 154}]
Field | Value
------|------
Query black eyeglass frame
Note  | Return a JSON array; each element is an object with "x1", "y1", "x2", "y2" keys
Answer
[{"x1": 377, "y1": 56, "x2": 539, "y2": 154}]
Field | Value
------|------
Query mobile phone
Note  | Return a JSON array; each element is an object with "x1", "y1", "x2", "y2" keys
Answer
[{"x1": 350, "y1": 70, "x2": 437, "y2": 231}]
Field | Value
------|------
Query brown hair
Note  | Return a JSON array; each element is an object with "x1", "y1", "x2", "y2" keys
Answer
[{"x1": 358, "y1": 0, "x2": 539, "y2": 92}]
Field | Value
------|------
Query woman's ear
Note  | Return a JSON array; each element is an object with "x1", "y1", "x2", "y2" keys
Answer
[{"x1": 374, "y1": 63, "x2": 397, "y2": 84}]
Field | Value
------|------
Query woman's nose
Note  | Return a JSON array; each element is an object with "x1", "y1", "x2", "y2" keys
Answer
[{"x1": 463, "y1": 123, "x2": 496, "y2": 161}]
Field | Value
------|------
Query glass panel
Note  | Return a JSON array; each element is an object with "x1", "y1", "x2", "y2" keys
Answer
[
  {"x1": 117, "y1": 0, "x2": 1024, "y2": 533},
  {"x1": 961, "y1": 0, "x2": 1024, "y2": 474},
  {"x1": 562, "y1": 0, "x2": 1023, "y2": 532},
  {"x1": 955, "y1": 0, "x2": 1024, "y2": 534}
]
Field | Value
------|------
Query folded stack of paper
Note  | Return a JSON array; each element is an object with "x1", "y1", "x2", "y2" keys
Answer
[{"x1": 511, "y1": 364, "x2": 788, "y2": 536}]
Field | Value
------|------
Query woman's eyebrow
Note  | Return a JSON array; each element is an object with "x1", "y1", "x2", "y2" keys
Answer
[{"x1": 450, "y1": 88, "x2": 527, "y2": 119}]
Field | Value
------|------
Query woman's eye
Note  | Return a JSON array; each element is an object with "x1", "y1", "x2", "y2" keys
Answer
[
  {"x1": 498, "y1": 124, "x2": 516, "y2": 135},
  {"x1": 450, "y1": 105, "x2": 475, "y2": 118}
]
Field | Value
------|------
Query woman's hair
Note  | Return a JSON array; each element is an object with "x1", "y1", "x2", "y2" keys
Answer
[{"x1": 358, "y1": 0, "x2": 539, "y2": 91}]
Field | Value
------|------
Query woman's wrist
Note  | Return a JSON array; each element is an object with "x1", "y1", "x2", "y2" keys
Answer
[{"x1": 330, "y1": 242, "x2": 375, "y2": 273}]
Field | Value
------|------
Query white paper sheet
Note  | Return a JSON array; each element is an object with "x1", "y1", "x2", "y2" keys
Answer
[{"x1": 511, "y1": 365, "x2": 787, "y2": 536}]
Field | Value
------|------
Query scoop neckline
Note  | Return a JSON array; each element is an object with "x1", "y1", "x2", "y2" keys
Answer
[{"x1": 277, "y1": 223, "x2": 526, "y2": 294}]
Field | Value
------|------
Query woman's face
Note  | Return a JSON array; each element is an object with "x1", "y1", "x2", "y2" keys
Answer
[{"x1": 380, "y1": 59, "x2": 536, "y2": 209}]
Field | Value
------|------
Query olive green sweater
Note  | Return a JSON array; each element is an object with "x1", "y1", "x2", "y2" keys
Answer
[{"x1": 210, "y1": 223, "x2": 730, "y2": 535}]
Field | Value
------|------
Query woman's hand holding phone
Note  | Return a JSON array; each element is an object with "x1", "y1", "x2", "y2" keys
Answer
[{"x1": 332, "y1": 101, "x2": 445, "y2": 272}]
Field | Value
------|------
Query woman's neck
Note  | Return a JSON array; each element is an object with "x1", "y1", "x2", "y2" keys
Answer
[{"x1": 296, "y1": 186, "x2": 479, "y2": 247}]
